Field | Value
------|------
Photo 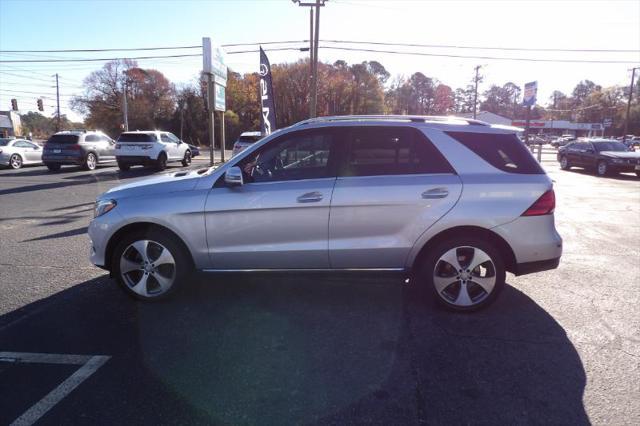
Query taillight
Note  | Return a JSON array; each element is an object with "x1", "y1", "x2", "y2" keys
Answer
[
  {"x1": 69, "y1": 144, "x2": 81, "y2": 151},
  {"x1": 116, "y1": 144, "x2": 121, "y2": 149},
  {"x1": 522, "y1": 189, "x2": 555, "y2": 216}
]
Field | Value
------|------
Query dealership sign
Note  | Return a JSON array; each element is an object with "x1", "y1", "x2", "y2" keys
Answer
[
  {"x1": 202, "y1": 37, "x2": 227, "y2": 87},
  {"x1": 523, "y1": 81, "x2": 538, "y2": 106}
]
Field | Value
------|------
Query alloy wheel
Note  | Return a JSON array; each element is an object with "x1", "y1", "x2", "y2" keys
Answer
[
  {"x1": 433, "y1": 246, "x2": 497, "y2": 308},
  {"x1": 120, "y1": 239, "x2": 176, "y2": 297},
  {"x1": 597, "y1": 161, "x2": 607, "y2": 176},
  {"x1": 10, "y1": 154, "x2": 22, "y2": 169},
  {"x1": 560, "y1": 156, "x2": 568, "y2": 170},
  {"x1": 86, "y1": 153, "x2": 97, "y2": 170}
]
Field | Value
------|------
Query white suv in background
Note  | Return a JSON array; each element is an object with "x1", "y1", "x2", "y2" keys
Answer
[{"x1": 115, "y1": 131, "x2": 191, "y2": 171}]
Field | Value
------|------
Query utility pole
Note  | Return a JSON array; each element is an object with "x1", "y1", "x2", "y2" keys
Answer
[
  {"x1": 623, "y1": 67, "x2": 638, "y2": 144},
  {"x1": 207, "y1": 73, "x2": 215, "y2": 166},
  {"x1": 55, "y1": 73, "x2": 60, "y2": 131},
  {"x1": 122, "y1": 71, "x2": 129, "y2": 132},
  {"x1": 473, "y1": 65, "x2": 481, "y2": 119},
  {"x1": 179, "y1": 104, "x2": 184, "y2": 141},
  {"x1": 293, "y1": 0, "x2": 326, "y2": 118}
]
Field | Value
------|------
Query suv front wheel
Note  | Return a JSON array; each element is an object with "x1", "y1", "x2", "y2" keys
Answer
[
  {"x1": 181, "y1": 150, "x2": 192, "y2": 167},
  {"x1": 420, "y1": 237, "x2": 505, "y2": 311},
  {"x1": 111, "y1": 229, "x2": 189, "y2": 300}
]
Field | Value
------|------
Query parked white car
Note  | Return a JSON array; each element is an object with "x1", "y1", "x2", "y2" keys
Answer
[
  {"x1": 115, "y1": 131, "x2": 191, "y2": 171},
  {"x1": 0, "y1": 138, "x2": 43, "y2": 169}
]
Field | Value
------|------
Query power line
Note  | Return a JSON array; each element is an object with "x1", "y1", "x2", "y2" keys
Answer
[
  {"x1": 2, "y1": 39, "x2": 637, "y2": 54},
  {"x1": 0, "y1": 89, "x2": 75, "y2": 97},
  {"x1": 319, "y1": 39, "x2": 640, "y2": 54},
  {"x1": 0, "y1": 71, "x2": 56, "y2": 82},
  {"x1": 315, "y1": 46, "x2": 640, "y2": 64},
  {"x1": 0, "y1": 45, "x2": 202, "y2": 53},
  {"x1": 0, "y1": 53, "x2": 203, "y2": 63}
]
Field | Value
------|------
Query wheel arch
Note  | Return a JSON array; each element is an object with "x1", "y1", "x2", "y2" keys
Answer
[
  {"x1": 104, "y1": 222, "x2": 195, "y2": 275},
  {"x1": 410, "y1": 225, "x2": 517, "y2": 274}
]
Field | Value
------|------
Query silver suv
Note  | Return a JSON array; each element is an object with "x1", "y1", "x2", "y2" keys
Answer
[{"x1": 88, "y1": 116, "x2": 562, "y2": 311}]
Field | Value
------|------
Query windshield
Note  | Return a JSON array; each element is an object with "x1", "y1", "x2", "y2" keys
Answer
[
  {"x1": 117, "y1": 133, "x2": 158, "y2": 142},
  {"x1": 47, "y1": 134, "x2": 79, "y2": 144},
  {"x1": 593, "y1": 141, "x2": 628, "y2": 152}
]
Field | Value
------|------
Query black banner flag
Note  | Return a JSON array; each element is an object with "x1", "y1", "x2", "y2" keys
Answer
[{"x1": 259, "y1": 46, "x2": 277, "y2": 136}]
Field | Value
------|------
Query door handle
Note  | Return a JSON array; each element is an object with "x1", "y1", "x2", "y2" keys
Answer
[
  {"x1": 297, "y1": 191, "x2": 323, "y2": 203},
  {"x1": 422, "y1": 187, "x2": 449, "y2": 199}
]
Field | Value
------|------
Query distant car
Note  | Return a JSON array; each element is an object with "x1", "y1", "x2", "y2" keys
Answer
[
  {"x1": 115, "y1": 131, "x2": 191, "y2": 171},
  {"x1": 231, "y1": 131, "x2": 262, "y2": 157},
  {"x1": 187, "y1": 144, "x2": 200, "y2": 157},
  {"x1": 551, "y1": 136, "x2": 575, "y2": 148},
  {"x1": 43, "y1": 130, "x2": 116, "y2": 171},
  {"x1": 623, "y1": 136, "x2": 640, "y2": 149},
  {"x1": 558, "y1": 139, "x2": 640, "y2": 177},
  {"x1": 0, "y1": 138, "x2": 43, "y2": 169}
]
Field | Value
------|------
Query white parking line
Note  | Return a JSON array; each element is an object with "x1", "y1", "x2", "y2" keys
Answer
[{"x1": 0, "y1": 351, "x2": 110, "y2": 426}]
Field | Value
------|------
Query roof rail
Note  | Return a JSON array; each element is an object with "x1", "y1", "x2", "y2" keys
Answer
[{"x1": 293, "y1": 115, "x2": 490, "y2": 127}]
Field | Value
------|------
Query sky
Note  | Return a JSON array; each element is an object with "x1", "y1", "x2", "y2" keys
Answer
[{"x1": 1, "y1": 0, "x2": 639, "y2": 123}]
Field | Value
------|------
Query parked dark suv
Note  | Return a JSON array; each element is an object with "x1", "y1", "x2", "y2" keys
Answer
[{"x1": 43, "y1": 130, "x2": 116, "y2": 171}]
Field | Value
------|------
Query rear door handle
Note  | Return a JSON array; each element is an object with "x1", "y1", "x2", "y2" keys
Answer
[
  {"x1": 422, "y1": 187, "x2": 449, "y2": 199},
  {"x1": 297, "y1": 191, "x2": 323, "y2": 203}
]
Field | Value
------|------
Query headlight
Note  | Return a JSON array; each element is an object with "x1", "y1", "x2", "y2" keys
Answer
[
  {"x1": 611, "y1": 158, "x2": 624, "y2": 164},
  {"x1": 94, "y1": 199, "x2": 117, "y2": 218}
]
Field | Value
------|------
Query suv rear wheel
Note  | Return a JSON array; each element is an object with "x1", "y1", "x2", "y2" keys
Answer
[
  {"x1": 596, "y1": 161, "x2": 609, "y2": 176},
  {"x1": 46, "y1": 163, "x2": 61, "y2": 171},
  {"x1": 111, "y1": 229, "x2": 189, "y2": 300},
  {"x1": 117, "y1": 162, "x2": 130, "y2": 171},
  {"x1": 156, "y1": 153, "x2": 167, "y2": 171},
  {"x1": 560, "y1": 155, "x2": 571, "y2": 170},
  {"x1": 84, "y1": 152, "x2": 97, "y2": 170},
  {"x1": 420, "y1": 237, "x2": 505, "y2": 311}
]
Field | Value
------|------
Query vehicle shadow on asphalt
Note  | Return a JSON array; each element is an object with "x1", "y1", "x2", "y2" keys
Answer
[{"x1": 0, "y1": 274, "x2": 588, "y2": 425}]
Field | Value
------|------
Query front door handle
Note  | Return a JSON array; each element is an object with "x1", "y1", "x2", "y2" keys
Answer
[
  {"x1": 297, "y1": 191, "x2": 323, "y2": 203},
  {"x1": 422, "y1": 187, "x2": 449, "y2": 199}
]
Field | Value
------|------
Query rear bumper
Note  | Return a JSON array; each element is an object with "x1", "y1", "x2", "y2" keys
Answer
[
  {"x1": 42, "y1": 154, "x2": 83, "y2": 165},
  {"x1": 514, "y1": 257, "x2": 560, "y2": 276},
  {"x1": 116, "y1": 155, "x2": 156, "y2": 165}
]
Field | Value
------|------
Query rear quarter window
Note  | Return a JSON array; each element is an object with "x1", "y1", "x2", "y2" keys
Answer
[{"x1": 446, "y1": 131, "x2": 544, "y2": 174}]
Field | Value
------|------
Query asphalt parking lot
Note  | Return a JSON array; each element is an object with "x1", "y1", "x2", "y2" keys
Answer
[{"x1": 0, "y1": 151, "x2": 639, "y2": 425}]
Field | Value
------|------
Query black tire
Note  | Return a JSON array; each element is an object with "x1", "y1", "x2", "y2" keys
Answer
[
  {"x1": 181, "y1": 150, "x2": 192, "y2": 167},
  {"x1": 9, "y1": 154, "x2": 23, "y2": 169},
  {"x1": 83, "y1": 152, "x2": 97, "y2": 170},
  {"x1": 559, "y1": 155, "x2": 571, "y2": 170},
  {"x1": 111, "y1": 229, "x2": 191, "y2": 301},
  {"x1": 46, "y1": 163, "x2": 61, "y2": 171},
  {"x1": 596, "y1": 160, "x2": 609, "y2": 177},
  {"x1": 418, "y1": 237, "x2": 505, "y2": 312},
  {"x1": 636, "y1": 171, "x2": 640, "y2": 178},
  {"x1": 156, "y1": 153, "x2": 167, "y2": 171},
  {"x1": 117, "y1": 162, "x2": 130, "y2": 171}
]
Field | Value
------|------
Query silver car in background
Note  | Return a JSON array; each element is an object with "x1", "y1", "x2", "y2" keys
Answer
[
  {"x1": 88, "y1": 115, "x2": 562, "y2": 311},
  {"x1": 0, "y1": 138, "x2": 43, "y2": 169}
]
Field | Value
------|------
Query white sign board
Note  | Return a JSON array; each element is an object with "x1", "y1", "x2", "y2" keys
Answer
[
  {"x1": 523, "y1": 81, "x2": 538, "y2": 106},
  {"x1": 202, "y1": 37, "x2": 227, "y2": 87}
]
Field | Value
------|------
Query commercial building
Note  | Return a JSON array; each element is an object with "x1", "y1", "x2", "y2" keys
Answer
[
  {"x1": 459, "y1": 111, "x2": 604, "y2": 137},
  {"x1": 0, "y1": 111, "x2": 22, "y2": 137}
]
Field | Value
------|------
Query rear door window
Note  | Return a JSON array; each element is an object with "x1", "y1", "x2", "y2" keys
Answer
[
  {"x1": 342, "y1": 126, "x2": 454, "y2": 177},
  {"x1": 446, "y1": 131, "x2": 544, "y2": 174},
  {"x1": 85, "y1": 134, "x2": 100, "y2": 142}
]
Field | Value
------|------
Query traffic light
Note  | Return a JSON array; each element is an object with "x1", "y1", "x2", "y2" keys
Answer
[
  {"x1": 37, "y1": 99, "x2": 44, "y2": 112},
  {"x1": 11, "y1": 99, "x2": 18, "y2": 111}
]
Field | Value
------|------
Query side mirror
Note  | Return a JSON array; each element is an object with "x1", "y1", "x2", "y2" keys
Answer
[{"x1": 224, "y1": 166, "x2": 244, "y2": 187}]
